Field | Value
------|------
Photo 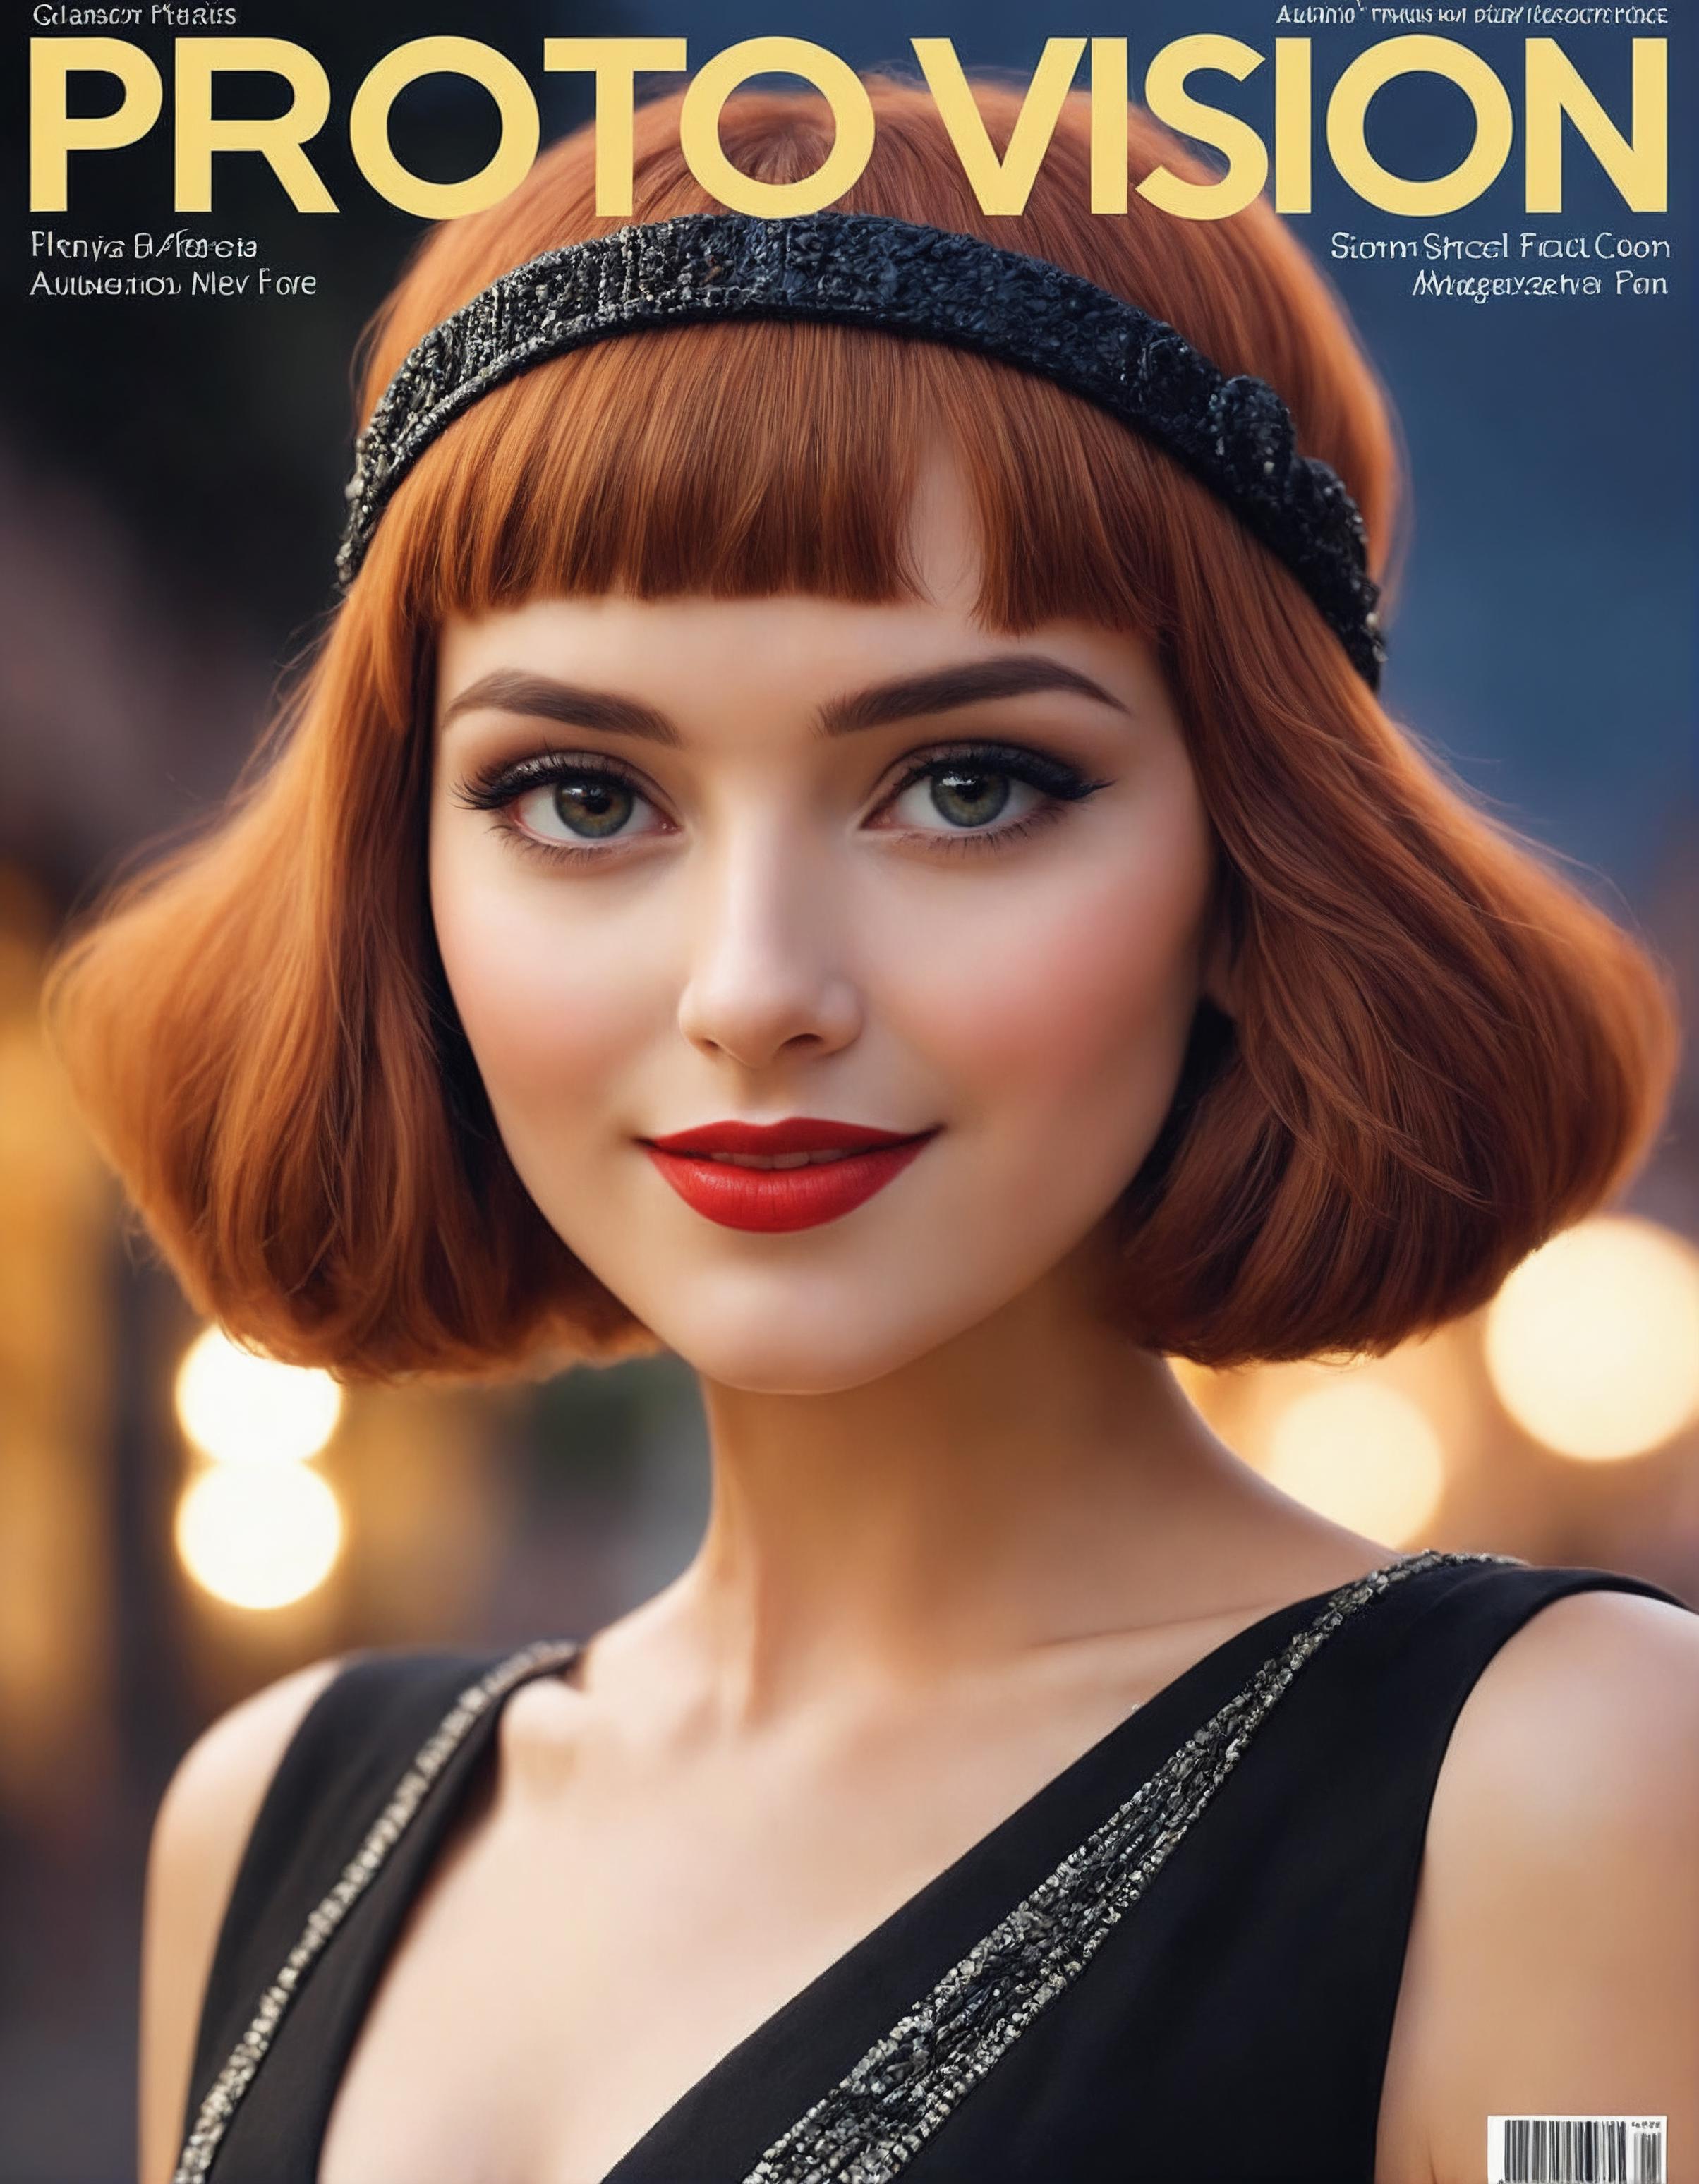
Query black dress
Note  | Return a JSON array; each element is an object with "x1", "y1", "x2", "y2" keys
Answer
[{"x1": 174, "y1": 1548, "x2": 1692, "y2": 2184}]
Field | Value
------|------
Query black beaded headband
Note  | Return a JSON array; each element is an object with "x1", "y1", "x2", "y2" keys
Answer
[{"x1": 337, "y1": 210, "x2": 1386, "y2": 688}]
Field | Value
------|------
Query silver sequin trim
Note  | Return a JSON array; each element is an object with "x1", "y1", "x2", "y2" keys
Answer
[
  {"x1": 739, "y1": 1548, "x2": 1523, "y2": 2184},
  {"x1": 170, "y1": 1636, "x2": 583, "y2": 2184}
]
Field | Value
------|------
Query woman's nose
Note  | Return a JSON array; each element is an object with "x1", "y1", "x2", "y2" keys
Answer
[{"x1": 674, "y1": 827, "x2": 863, "y2": 1072}]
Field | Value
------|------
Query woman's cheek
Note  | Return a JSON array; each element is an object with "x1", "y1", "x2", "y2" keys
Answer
[
  {"x1": 432, "y1": 859, "x2": 658, "y2": 1118},
  {"x1": 890, "y1": 835, "x2": 1212, "y2": 1131}
]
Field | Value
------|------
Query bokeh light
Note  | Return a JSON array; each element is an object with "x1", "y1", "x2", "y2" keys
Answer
[
  {"x1": 174, "y1": 1324, "x2": 344, "y2": 1466},
  {"x1": 174, "y1": 1463, "x2": 345, "y2": 1610},
  {"x1": 1263, "y1": 1381, "x2": 1446, "y2": 1545},
  {"x1": 1484, "y1": 1217, "x2": 1699, "y2": 1460}
]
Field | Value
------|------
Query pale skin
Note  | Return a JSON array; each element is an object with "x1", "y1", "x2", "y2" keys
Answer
[{"x1": 138, "y1": 453, "x2": 1699, "y2": 2184}]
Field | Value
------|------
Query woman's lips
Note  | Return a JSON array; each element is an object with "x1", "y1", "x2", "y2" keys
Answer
[{"x1": 638, "y1": 1120, "x2": 941, "y2": 1233}]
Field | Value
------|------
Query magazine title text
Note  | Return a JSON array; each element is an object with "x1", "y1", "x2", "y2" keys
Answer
[{"x1": 29, "y1": 32, "x2": 1668, "y2": 219}]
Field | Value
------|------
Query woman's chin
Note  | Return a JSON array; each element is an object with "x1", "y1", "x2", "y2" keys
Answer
[{"x1": 643, "y1": 1301, "x2": 960, "y2": 1398}]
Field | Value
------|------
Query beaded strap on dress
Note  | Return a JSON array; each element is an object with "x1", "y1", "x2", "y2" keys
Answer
[{"x1": 171, "y1": 1637, "x2": 583, "y2": 2184}]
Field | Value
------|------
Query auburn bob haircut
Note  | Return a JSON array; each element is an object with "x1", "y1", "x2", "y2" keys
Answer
[{"x1": 43, "y1": 76, "x2": 1678, "y2": 1381}]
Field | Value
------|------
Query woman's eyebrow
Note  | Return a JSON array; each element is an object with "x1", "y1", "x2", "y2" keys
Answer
[
  {"x1": 437, "y1": 655, "x2": 1129, "y2": 744},
  {"x1": 818, "y1": 656, "x2": 1129, "y2": 733},
  {"x1": 438, "y1": 670, "x2": 679, "y2": 743}
]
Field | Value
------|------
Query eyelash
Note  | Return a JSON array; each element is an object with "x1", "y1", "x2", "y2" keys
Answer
[{"x1": 451, "y1": 741, "x2": 1113, "y2": 869}]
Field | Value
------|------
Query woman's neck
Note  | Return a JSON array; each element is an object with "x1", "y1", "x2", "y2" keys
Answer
[{"x1": 651, "y1": 1250, "x2": 1364, "y2": 1725}]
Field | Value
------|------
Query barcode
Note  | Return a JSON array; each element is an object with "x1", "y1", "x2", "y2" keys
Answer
[{"x1": 1489, "y1": 2116, "x2": 1667, "y2": 2183}]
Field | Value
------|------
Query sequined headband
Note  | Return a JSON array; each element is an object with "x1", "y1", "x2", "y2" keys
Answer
[{"x1": 337, "y1": 210, "x2": 1385, "y2": 688}]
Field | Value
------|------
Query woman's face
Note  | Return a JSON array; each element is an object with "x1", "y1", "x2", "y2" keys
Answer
[{"x1": 428, "y1": 451, "x2": 1231, "y2": 1393}]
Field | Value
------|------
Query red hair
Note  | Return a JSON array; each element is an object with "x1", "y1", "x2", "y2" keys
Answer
[{"x1": 42, "y1": 76, "x2": 1678, "y2": 1378}]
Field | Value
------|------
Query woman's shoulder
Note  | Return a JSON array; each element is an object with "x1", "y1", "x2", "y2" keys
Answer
[
  {"x1": 1425, "y1": 1583, "x2": 1699, "y2": 1974},
  {"x1": 1377, "y1": 1580, "x2": 1699, "y2": 2184},
  {"x1": 139, "y1": 1653, "x2": 353, "y2": 2184},
  {"x1": 1428, "y1": 1582, "x2": 1699, "y2": 1916}
]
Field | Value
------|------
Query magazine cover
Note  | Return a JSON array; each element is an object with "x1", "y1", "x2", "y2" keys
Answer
[{"x1": 3, "y1": 9, "x2": 1694, "y2": 2183}]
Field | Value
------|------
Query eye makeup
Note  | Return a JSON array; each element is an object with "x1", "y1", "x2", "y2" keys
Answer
[{"x1": 447, "y1": 737, "x2": 1115, "y2": 870}]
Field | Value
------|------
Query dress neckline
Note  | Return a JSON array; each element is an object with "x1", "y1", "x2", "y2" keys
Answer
[
  {"x1": 178, "y1": 1549, "x2": 1482, "y2": 2184},
  {"x1": 597, "y1": 1551, "x2": 1444, "y2": 2182}
]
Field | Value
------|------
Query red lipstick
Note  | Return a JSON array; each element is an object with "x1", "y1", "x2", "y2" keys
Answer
[{"x1": 638, "y1": 1117, "x2": 939, "y2": 1232}]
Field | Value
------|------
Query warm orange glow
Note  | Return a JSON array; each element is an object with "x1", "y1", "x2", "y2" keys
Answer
[
  {"x1": 1484, "y1": 1216, "x2": 1699, "y2": 1460},
  {"x1": 174, "y1": 1324, "x2": 344, "y2": 1465},
  {"x1": 174, "y1": 1463, "x2": 344, "y2": 1610},
  {"x1": 1262, "y1": 1381, "x2": 1446, "y2": 1545}
]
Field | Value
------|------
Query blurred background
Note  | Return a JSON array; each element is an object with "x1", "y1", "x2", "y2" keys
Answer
[{"x1": 1, "y1": 1, "x2": 1693, "y2": 2175}]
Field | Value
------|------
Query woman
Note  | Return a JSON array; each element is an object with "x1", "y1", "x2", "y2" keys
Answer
[{"x1": 45, "y1": 74, "x2": 1698, "y2": 2184}]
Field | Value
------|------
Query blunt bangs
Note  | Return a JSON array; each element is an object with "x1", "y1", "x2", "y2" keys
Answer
[{"x1": 361, "y1": 316, "x2": 1211, "y2": 660}]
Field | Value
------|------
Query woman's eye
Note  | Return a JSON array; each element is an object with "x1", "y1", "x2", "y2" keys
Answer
[
  {"x1": 452, "y1": 751, "x2": 672, "y2": 858},
  {"x1": 888, "y1": 761, "x2": 1036, "y2": 833},
  {"x1": 513, "y1": 777, "x2": 646, "y2": 843},
  {"x1": 509, "y1": 769, "x2": 663, "y2": 847},
  {"x1": 877, "y1": 748, "x2": 1108, "y2": 844}
]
